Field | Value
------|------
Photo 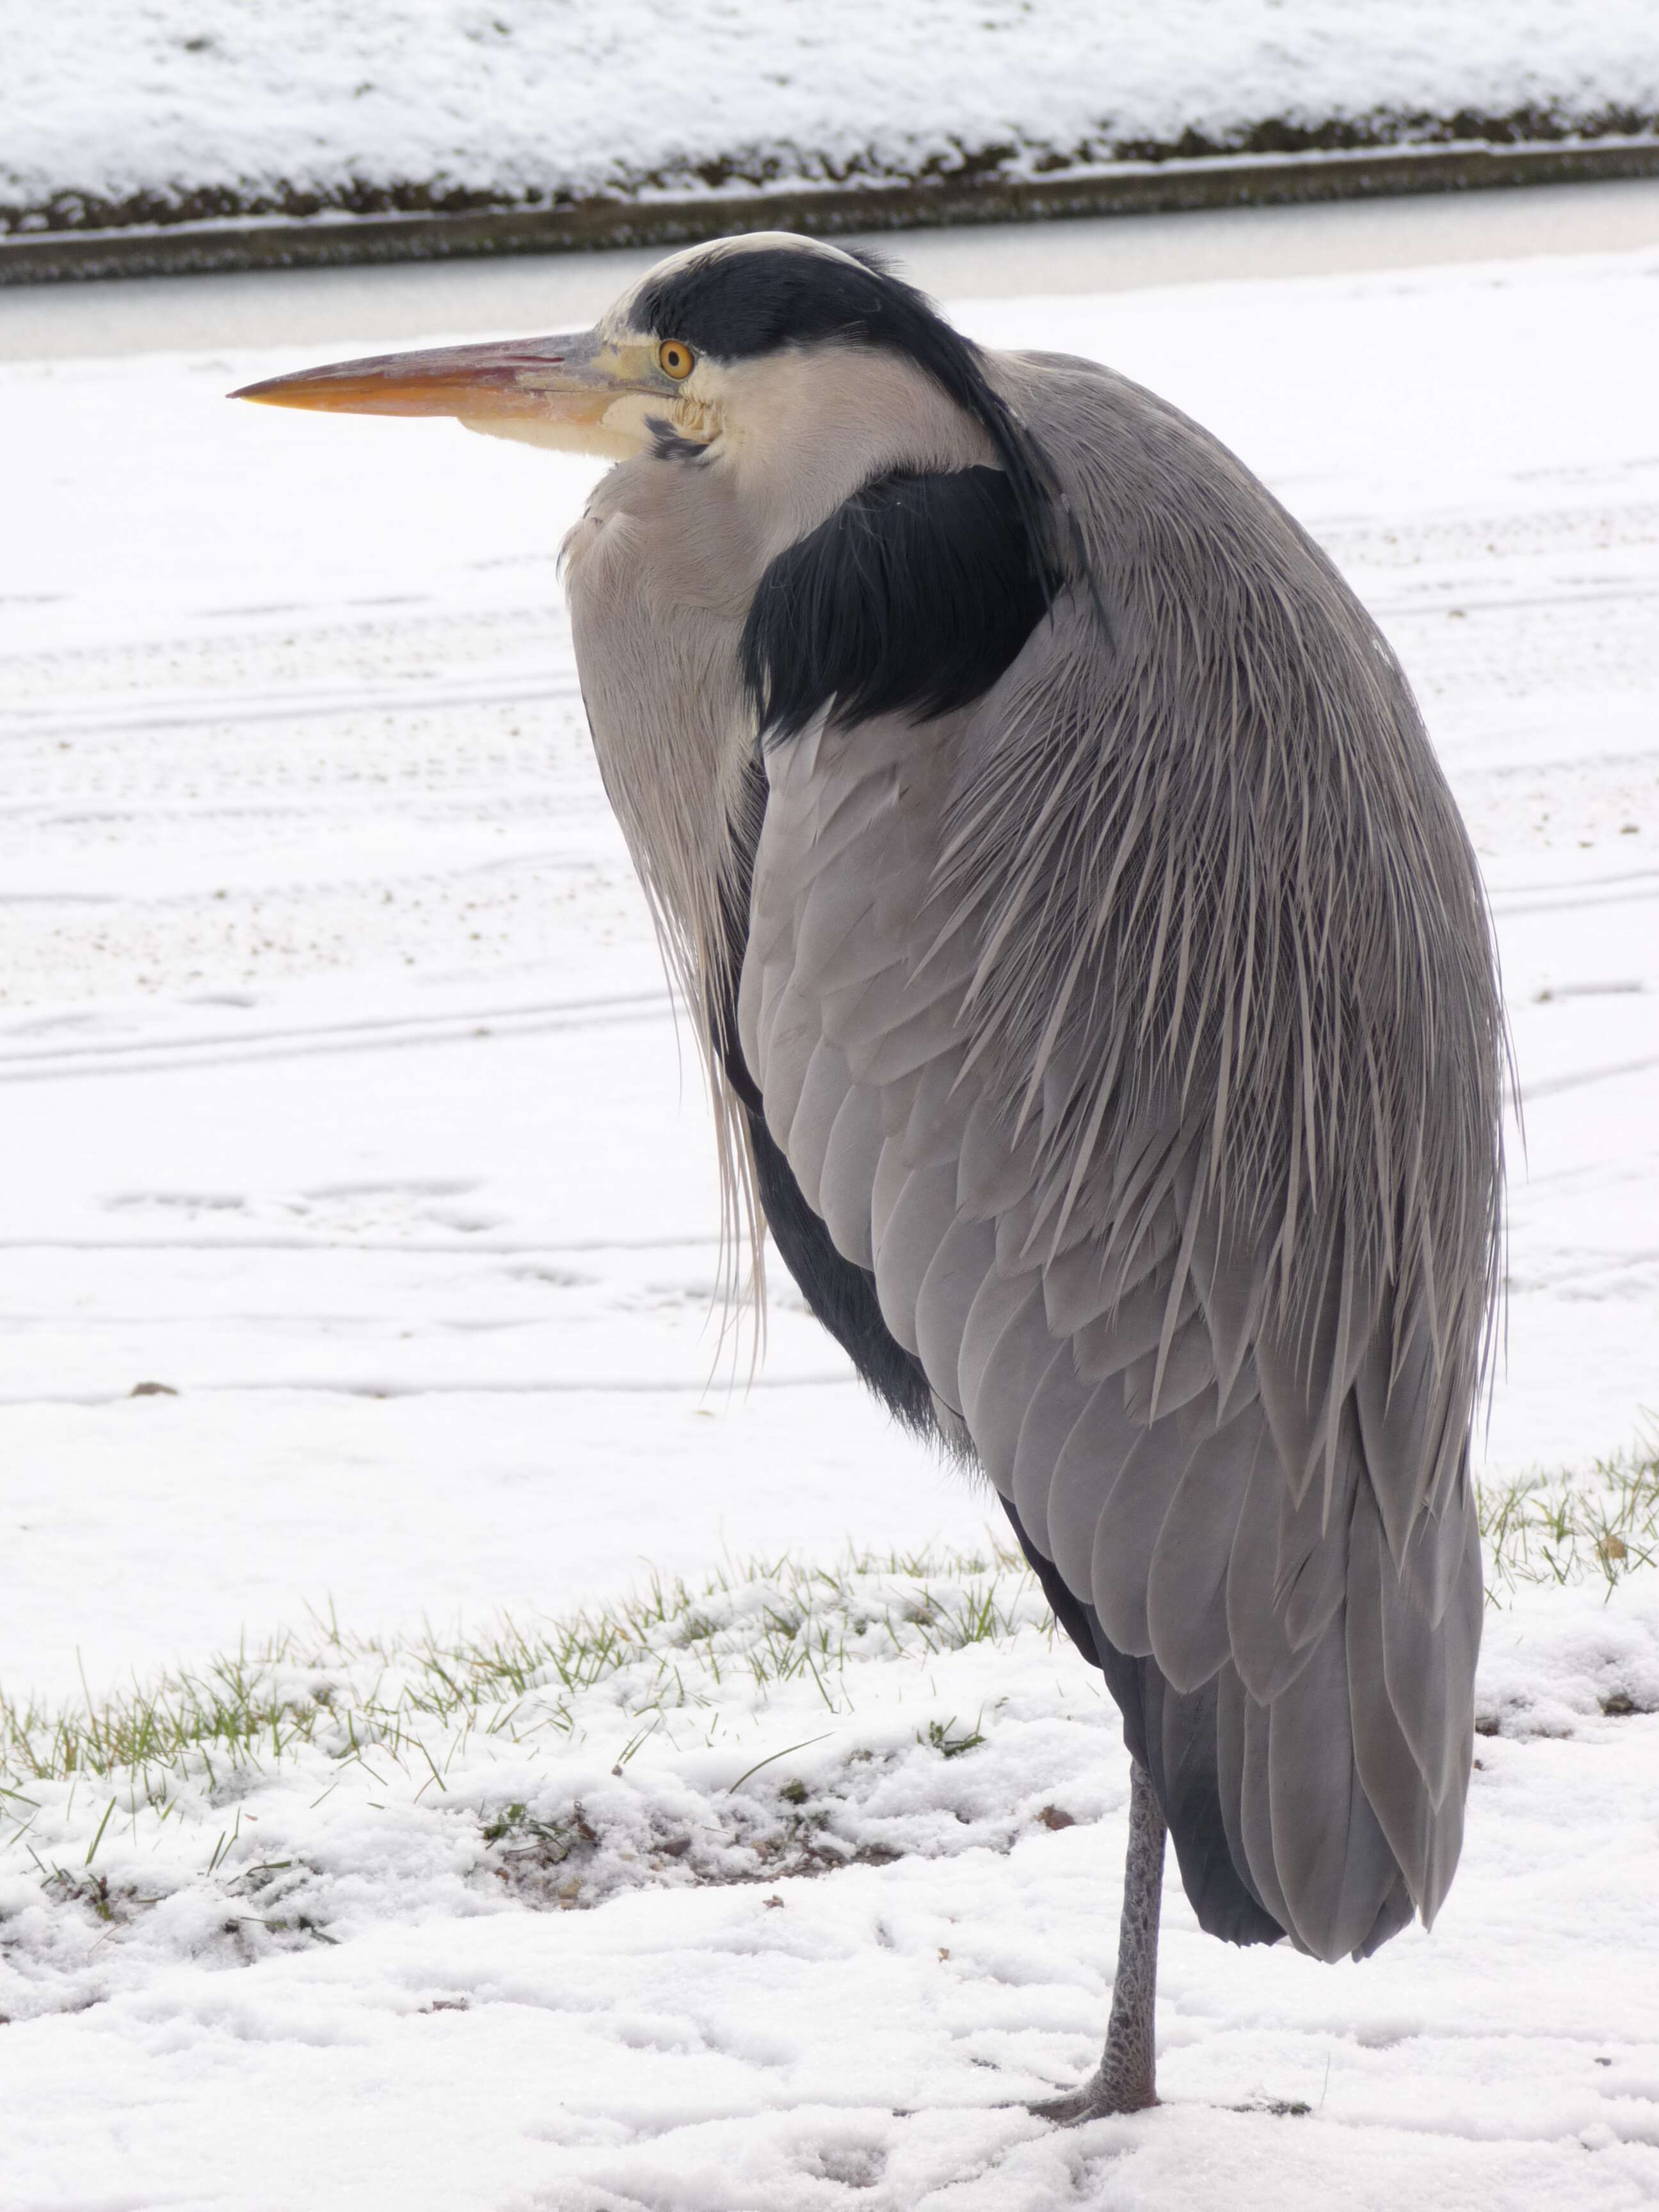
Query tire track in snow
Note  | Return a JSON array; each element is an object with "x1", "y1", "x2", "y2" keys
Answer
[
  {"x1": 1489, "y1": 873, "x2": 1659, "y2": 920},
  {"x1": 0, "y1": 988, "x2": 673, "y2": 1083},
  {"x1": 0, "y1": 1372, "x2": 854, "y2": 1408},
  {"x1": 0, "y1": 665, "x2": 583, "y2": 746},
  {"x1": 0, "y1": 1232, "x2": 717, "y2": 1255},
  {"x1": 1521, "y1": 1054, "x2": 1659, "y2": 1103}
]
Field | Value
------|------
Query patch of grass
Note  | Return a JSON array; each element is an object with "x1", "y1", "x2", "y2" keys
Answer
[
  {"x1": 6, "y1": 1425, "x2": 1651, "y2": 1813},
  {"x1": 924, "y1": 1717, "x2": 987, "y2": 1759},
  {"x1": 0, "y1": 1545, "x2": 1045, "y2": 1798},
  {"x1": 1479, "y1": 1425, "x2": 1659, "y2": 1597}
]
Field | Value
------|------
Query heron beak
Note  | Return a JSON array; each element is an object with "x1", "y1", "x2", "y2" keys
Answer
[{"x1": 230, "y1": 330, "x2": 670, "y2": 458}]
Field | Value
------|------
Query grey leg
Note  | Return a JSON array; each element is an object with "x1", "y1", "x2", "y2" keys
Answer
[{"x1": 1031, "y1": 1757, "x2": 1166, "y2": 2122}]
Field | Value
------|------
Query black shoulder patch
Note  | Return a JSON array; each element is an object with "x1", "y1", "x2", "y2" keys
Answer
[{"x1": 741, "y1": 466, "x2": 1050, "y2": 741}]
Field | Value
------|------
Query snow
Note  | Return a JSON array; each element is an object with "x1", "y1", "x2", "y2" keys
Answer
[
  {"x1": 1, "y1": 221, "x2": 1657, "y2": 2203},
  {"x1": 2, "y1": 1564, "x2": 1658, "y2": 2207},
  {"x1": 5, "y1": 1, "x2": 1659, "y2": 234}
]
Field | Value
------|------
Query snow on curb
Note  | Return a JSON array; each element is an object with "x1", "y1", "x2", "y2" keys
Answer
[{"x1": 5, "y1": 0, "x2": 1659, "y2": 240}]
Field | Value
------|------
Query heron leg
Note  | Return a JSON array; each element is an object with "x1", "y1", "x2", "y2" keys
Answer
[{"x1": 1031, "y1": 1756, "x2": 1166, "y2": 2123}]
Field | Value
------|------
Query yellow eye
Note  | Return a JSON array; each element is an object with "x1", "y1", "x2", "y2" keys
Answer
[{"x1": 658, "y1": 340, "x2": 696, "y2": 380}]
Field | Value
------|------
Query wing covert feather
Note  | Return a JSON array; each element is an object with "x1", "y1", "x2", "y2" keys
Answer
[
  {"x1": 816, "y1": 1084, "x2": 884, "y2": 1269},
  {"x1": 1045, "y1": 1382, "x2": 1142, "y2": 1598},
  {"x1": 1145, "y1": 1409, "x2": 1265, "y2": 1693},
  {"x1": 957, "y1": 1269, "x2": 1041, "y2": 1432},
  {"x1": 1011, "y1": 1350, "x2": 1096, "y2": 1561},
  {"x1": 785, "y1": 1041, "x2": 854, "y2": 1214},
  {"x1": 1088, "y1": 1418, "x2": 1192, "y2": 1658},
  {"x1": 966, "y1": 1288, "x2": 1061, "y2": 1489}
]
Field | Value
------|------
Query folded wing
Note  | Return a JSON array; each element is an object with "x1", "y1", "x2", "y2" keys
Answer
[{"x1": 738, "y1": 665, "x2": 1482, "y2": 1964}]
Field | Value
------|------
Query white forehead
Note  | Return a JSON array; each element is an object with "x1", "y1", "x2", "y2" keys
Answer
[{"x1": 598, "y1": 231, "x2": 872, "y2": 339}]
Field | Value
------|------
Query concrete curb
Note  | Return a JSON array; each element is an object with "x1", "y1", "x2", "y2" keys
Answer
[{"x1": 5, "y1": 135, "x2": 1659, "y2": 287}]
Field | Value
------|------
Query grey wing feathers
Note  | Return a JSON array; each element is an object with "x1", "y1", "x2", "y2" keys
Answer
[{"x1": 741, "y1": 557, "x2": 1491, "y2": 1960}]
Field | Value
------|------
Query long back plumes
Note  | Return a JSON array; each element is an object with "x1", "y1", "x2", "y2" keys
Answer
[{"x1": 937, "y1": 354, "x2": 1507, "y2": 1464}]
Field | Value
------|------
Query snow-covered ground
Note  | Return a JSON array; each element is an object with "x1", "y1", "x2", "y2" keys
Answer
[
  {"x1": 5, "y1": 0, "x2": 1658, "y2": 234},
  {"x1": 1, "y1": 222, "x2": 1656, "y2": 2204},
  {"x1": 3, "y1": 1554, "x2": 1657, "y2": 2209}
]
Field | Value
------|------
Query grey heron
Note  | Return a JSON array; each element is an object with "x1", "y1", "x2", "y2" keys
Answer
[{"x1": 235, "y1": 234, "x2": 1505, "y2": 2120}]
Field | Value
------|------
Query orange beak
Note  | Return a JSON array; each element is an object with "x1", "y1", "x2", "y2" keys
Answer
[{"x1": 231, "y1": 329, "x2": 671, "y2": 456}]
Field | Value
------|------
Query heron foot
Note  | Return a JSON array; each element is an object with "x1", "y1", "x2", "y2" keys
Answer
[{"x1": 1027, "y1": 2067, "x2": 1157, "y2": 2125}]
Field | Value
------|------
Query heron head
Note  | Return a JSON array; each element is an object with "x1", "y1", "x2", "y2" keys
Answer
[{"x1": 230, "y1": 234, "x2": 1050, "y2": 536}]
